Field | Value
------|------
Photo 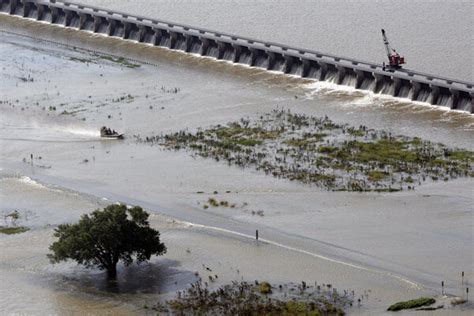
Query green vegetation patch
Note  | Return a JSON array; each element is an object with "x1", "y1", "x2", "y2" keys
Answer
[
  {"x1": 202, "y1": 198, "x2": 237, "y2": 209},
  {"x1": 0, "y1": 226, "x2": 30, "y2": 235},
  {"x1": 154, "y1": 281, "x2": 349, "y2": 315},
  {"x1": 69, "y1": 57, "x2": 93, "y2": 64},
  {"x1": 136, "y1": 110, "x2": 473, "y2": 192},
  {"x1": 387, "y1": 297, "x2": 436, "y2": 311},
  {"x1": 259, "y1": 281, "x2": 272, "y2": 294},
  {"x1": 445, "y1": 150, "x2": 473, "y2": 162},
  {"x1": 367, "y1": 170, "x2": 389, "y2": 182},
  {"x1": 285, "y1": 133, "x2": 327, "y2": 148},
  {"x1": 99, "y1": 55, "x2": 141, "y2": 68}
]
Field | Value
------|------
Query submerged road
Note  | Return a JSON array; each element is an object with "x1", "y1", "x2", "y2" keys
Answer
[{"x1": 3, "y1": 159, "x2": 468, "y2": 297}]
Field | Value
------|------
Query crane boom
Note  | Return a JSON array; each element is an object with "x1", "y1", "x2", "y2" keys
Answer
[
  {"x1": 381, "y1": 29, "x2": 392, "y2": 58},
  {"x1": 381, "y1": 28, "x2": 405, "y2": 69}
]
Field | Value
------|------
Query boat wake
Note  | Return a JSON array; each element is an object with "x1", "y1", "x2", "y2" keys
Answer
[
  {"x1": 57, "y1": 127, "x2": 100, "y2": 138},
  {"x1": 0, "y1": 120, "x2": 100, "y2": 142}
]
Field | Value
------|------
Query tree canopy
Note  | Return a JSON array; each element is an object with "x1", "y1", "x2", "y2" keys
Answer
[{"x1": 48, "y1": 204, "x2": 166, "y2": 278}]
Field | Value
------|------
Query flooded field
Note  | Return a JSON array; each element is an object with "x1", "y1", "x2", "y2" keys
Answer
[{"x1": 0, "y1": 12, "x2": 473, "y2": 315}]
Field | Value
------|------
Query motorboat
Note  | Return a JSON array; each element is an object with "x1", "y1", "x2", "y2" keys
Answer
[{"x1": 100, "y1": 126, "x2": 124, "y2": 139}]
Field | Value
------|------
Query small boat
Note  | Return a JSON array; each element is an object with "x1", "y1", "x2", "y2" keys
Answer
[{"x1": 100, "y1": 126, "x2": 124, "y2": 139}]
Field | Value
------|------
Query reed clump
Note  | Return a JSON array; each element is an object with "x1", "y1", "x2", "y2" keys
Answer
[{"x1": 154, "y1": 281, "x2": 350, "y2": 315}]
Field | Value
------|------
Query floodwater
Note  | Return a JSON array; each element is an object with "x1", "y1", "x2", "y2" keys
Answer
[{"x1": 0, "y1": 4, "x2": 473, "y2": 316}]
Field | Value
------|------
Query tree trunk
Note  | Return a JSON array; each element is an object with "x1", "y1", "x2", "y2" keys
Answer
[{"x1": 107, "y1": 264, "x2": 117, "y2": 279}]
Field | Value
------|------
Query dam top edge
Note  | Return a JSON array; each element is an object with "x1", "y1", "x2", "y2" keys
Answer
[{"x1": 19, "y1": 0, "x2": 473, "y2": 90}]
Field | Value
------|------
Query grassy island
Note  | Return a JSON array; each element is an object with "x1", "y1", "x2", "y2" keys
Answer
[
  {"x1": 0, "y1": 226, "x2": 30, "y2": 235},
  {"x1": 387, "y1": 297, "x2": 436, "y2": 311},
  {"x1": 136, "y1": 109, "x2": 473, "y2": 192}
]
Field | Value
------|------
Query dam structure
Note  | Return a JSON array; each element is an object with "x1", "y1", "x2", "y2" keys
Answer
[{"x1": 1, "y1": 0, "x2": 472, "y2": 113}]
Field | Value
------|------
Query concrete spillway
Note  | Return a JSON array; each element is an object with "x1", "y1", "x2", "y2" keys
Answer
[{"x1": 1, "y1": 0, "x2": 473, "y2": 113}]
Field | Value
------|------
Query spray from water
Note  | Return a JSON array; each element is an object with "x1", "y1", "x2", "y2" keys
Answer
[{"x1": 53, "y1": 126, "x2": 100, "y2": 138}]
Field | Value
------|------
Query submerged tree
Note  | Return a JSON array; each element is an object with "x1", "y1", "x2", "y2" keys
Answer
[{"x1": 48, "y1": 204, "x2": 166, "y2": 279}]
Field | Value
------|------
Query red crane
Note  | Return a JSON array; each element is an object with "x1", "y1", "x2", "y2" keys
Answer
[{"x1": 381, "y1": 29, "x2": 405, "y2": 69}]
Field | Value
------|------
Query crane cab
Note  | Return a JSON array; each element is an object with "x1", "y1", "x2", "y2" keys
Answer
[{"x1": 389, "y1": 52, "x2": 405, "y2": 68}]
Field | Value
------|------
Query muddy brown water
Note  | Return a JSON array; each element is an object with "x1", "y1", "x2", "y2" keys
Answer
[{"x1": 0, "y1": 9, "x2": 473, "y2": 315}]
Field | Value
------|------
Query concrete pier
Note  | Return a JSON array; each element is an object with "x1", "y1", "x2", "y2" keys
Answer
[{"x1": 1, "y1": 0, "x2": 472, "y2": 113}]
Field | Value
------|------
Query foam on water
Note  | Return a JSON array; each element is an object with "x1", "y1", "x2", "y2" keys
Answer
[
  {"x1": 0, "y1": 173, "x2": 67, "y2": 195},
  {"x1": 16, "y1": 176, "x2": 65, "y2": 194},
  {"x1": 303, "y1": 81, "x2": 474, "y2": 117},
  {"x1": 303, "y1": 81, "x2": 367, "y2": 98},
  {"x1": 17, "y1": 176, "x2": 45, "y2": 189}
]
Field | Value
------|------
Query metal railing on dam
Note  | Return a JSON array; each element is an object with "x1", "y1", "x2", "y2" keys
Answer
[{"x1": 1, "y1": 0, "x2": 472, "y2": 113}]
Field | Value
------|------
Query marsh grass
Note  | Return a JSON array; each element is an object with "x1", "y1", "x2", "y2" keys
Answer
[
  {"x1": 208, "y1": 198, "x2": 219, "y2": 207},
  {"x1": 154, "y1": 281, "x2": 349, "y2": 315},
  {"x1": 204, "y1": 198, "x2": 237, "y2": 209},
  {"x1": 99, "y1": 55, "x2": 141, "y2": 68},
  {"x1": 136, "y1": 110, "x2": 473, "y2": 192},
  {"x1": 69, "y1": 57, "x2": 92, "y2": 64},
  {"x1": 259, "y1": 281, "x2": 272, "y2": 294},
  {"x1": 387, "y1": 297, "x2": 436, "y2": 311},
  {"x1": 0, "y1": 226, "x2": 30, "y2": 235}
]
